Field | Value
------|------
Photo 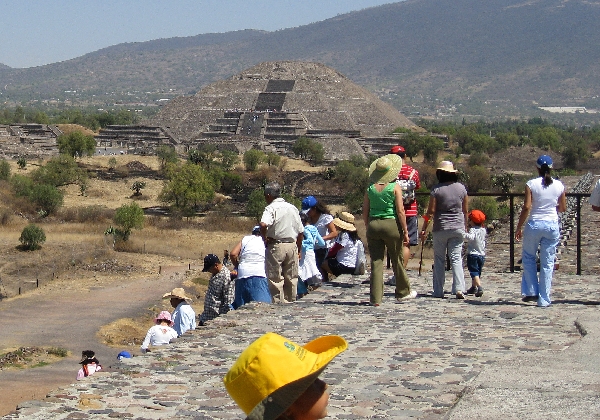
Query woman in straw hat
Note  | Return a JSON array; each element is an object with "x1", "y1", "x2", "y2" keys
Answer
[
  {"x1": 321, "y1": 212, "x2": 360, "y2": 281},
  {"x1": 224, "y1": 332, "x2": 347, "y2": 420},
  {"x1": 362, "y1": 154, "x2": 415, "y2": 305},
  {"x1": 420, "y1": 161, "x2": 468, "y2": 299}
]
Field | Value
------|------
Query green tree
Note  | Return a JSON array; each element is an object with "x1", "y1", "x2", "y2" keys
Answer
[
  {"x1": 491, "y1": 172, "x2": 515, "y2": 194},
  {"x1": 189, "y1": 144, "x2": 218, "y2": 170},
  {"x1": 31, "y1": 155, "x2": 87, "y2": 188},
  {"x1": 30, "y1": 184, "x2": 64, "y2": 215},
  {"x1": 17, "y1": 156, "x2": 26, "y2": 170},
  {"x1": 57, "y1": 131, "x2": 96, "y2": 158},
  {"x1": 532, "y1": 127, "x2": 561, "y2": 151},
  {"x1": 157, "y1": 145, "x2": 179, "y2": 171},
  {"x1": 221, "y1": 150, "x2": 239, "y2": 170},
  {"x1": 421, "y1": 136, "x2": 445, "y2": 164},
  {"x1": 265, "y1": 152, "x2": 281, "y2": 167},
  {"x1": 159, "y1": 162, "x2": 216, "y2": 209},
  {"x1": 19, "y1": 224, "x2": 46, "y2": 250},
  {"x1": 562, "y1": 137, "x2": 590, "y2": 169},
  {"x1": 403, "y1": 133, "x2": 422, "y2": 161},
  {"x1": 131, "y1": 180, "x2": 146, "y2": 196},
  {"x1": 0, "y1": 159, "x2": 11, "y2": 180},
  {"x1": 243, "y1": 149, "x2": 265, "y2": 171},
  {"x1": 108, "y1": 157, "x2": 117, "y2": 171},
  {"x1": 246, "y1": 188, "x2": 267, "y2": 220},
  {"x1": 292, "y1": 137, "x2": 324, "y2": 163},
  {"x1": 10, "y1": 174, "x2": 34, "y2": 197},
  {"x1": 113, "y1": 202, "x2": 145, "y2": 241}
]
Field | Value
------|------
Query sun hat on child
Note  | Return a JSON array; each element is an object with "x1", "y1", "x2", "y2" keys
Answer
[
  {"x1": 332, "y1": 212, "x2": 356, "y2": 232},
  {"x1": 155, "y1": 310, "x2": 174, "y2": 326},
  {"x1": 223, "y1": 332, "x2": 347, "y2": 420},
  {"x1": 162, "y1": 287, "x2": 192, "y2": 301},
  {"x1": 368, "y1": 154, "x2": 403, "y2": 184},
  {"x1": 468, "y1": 210, "x2": 486, "y2": 225}
]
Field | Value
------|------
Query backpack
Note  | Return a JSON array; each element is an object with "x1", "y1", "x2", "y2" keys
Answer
[
  {"x1": 397, "y1": 169, "x2": 417, "y2": 206},
  {"x1": 354, "y1": 240, "x2": 366, "y2": 275}
]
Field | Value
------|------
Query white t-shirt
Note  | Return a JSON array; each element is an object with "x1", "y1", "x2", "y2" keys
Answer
[
  {"x1": 141, "y1": 324, "x2": 178, "y2": 351},
  {"x1": 314, "y1": 213, "x2": 334, "y2": 250},
  {"x1": 237, "y1": 235, "x2": 267, "y2": 279},
  {"x1": 590, "y1": 179, "x2": 600, "y2": 207},
  {"x1": 527, "y1": 177, "x2": 565, "y2": 222},
  {"x1": 335, "y1": 232, "x2": 358, "y2": 268}
]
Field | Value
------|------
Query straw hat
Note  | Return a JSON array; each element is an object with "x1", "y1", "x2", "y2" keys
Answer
[
  {"x1": 162, "y1": 287, "x2": 192, "y2": 301},
  {"x1": 368, "y1": 154, "x2": 403, "y2": 184},
  {"x1": 436, "y1": 161, "x2": 457, "y2": 173},
  {"x1": 332, "y1": 212, "x2": 356, "y2": 232},
  {"x1": 223, "y1": 332, "x2": 347, "y2": 420}
]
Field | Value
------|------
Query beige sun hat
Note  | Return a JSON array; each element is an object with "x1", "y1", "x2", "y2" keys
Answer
[
  {"x1": 332, "y1": 211, "x2": 356, "y2": 232},
  {"x1": 437, "y1": 161, "x2": 457, "y2": 173},
  {"x1": 368, "y1": 154, "x2": 403, "y2": 184},
  {"x1": 162, "y1": 287, "x2": 192, "y2": 301}
]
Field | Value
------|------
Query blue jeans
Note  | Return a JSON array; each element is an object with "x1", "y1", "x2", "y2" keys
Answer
[
  {"x1": 432, "y1": 229, "x2": 465, "y2": 297},
  {"x1": 233, "y1": 276, "x2": 272, "y2": 309},
  {"x1": 467, "y1": 254, "x2": 485, "y2": 278},
  {"x1": 521, "y1": 219, "x2": 560, "y2": 307}
]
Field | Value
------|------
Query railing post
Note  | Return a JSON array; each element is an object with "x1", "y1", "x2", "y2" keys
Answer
[
  {"x1": 509, "y1": 194, "x2": 515, "y2": 273},
  {"x1": 576, "y1": 195, "x2": 582, "y2": 275}
]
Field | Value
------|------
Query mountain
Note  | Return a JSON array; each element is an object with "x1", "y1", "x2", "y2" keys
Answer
[{"x1": 1, "y1": 0, "x2": 600, "y2": 120}]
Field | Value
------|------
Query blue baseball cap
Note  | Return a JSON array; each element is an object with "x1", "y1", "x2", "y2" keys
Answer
[
  {"x1": 301, "y1": 196, "x2": 317, "y2": 211},
  {"x1": 117, "y1": 351, "x2": 132, "y2": 360},
  {"x1": 536, "y1": 155, "x2": 553, "y2": 169}
]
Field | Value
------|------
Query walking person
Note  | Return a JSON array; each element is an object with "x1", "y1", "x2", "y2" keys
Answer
[
  {"x1": 260, "y1": 182, "x2": 304, "y2": 303},
  {"x1": 362, "y1": 154, "x2": 415, "y2": 306},
  {"x1": 420, "y1": 161, "x2": 468, "y2": 299},
  {"x1": 515, "y1": 155, "x2": 566, "y2": 307},
  {"x1": 391, "y1": 145, "x2": 421, "y2": 267},
  {"x1": 463, "y1": 209, "x2": 487, "y2": 297}
]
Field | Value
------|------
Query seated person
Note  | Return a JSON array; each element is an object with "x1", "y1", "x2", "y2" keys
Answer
[
  {"x1": 199, "y1": 254, "x2": 235, "y2": 326},
  {"x1": 162, "y1": 287, "x2": 196, "y2": 336},
  {"x1": 224, "y1": 332, "x2": 347, "y2": 420},
  {"x1": 322, "y1": 212, "x2": 359, "y2": 281},
  {"x1": 140, "y1": 311, "x2": 178, "y2": 353},
  {"x1": 77, "y1": 350, "x2": 102, "y2": 380},
  {"x1": 229, "y1": 226, "x2": 272, "y2": 308}
]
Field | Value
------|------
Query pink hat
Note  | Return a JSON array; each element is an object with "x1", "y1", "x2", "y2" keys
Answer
[{"x1": 155, "y1": 311, "x2": 174, "y2": 326}]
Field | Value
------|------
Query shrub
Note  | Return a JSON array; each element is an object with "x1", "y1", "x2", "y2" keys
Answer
[
  {"x1": 463, "y1": 166, "x2": 491, "y2": 193},
  {"x1": 0, "y1": 159, "x2": 10, "y2": 180},
  {"x1": 131, "y1": 180, "x2": 146, "y2": 196},
  {"x1": 112, "y1": 202, "x2": 145, "y2": 241},
  {"x1": 19, "y1": 224, "x2": 46, "y2": 250},
  {"x1": 246, "y1": 188, "x2": 267, "y2": 221},
  {"x1": 30, "y1": 184, "x2": 64, "y2": 215},
  {"x1": 243, "y1": 149, "x2": 265, "y2": 171},
  {"x1": 469, "y1": 196, "x2": 509, "y2": 221},
  {"x1": 10, "y1": 174, "x2": 34, "y2": 197}
]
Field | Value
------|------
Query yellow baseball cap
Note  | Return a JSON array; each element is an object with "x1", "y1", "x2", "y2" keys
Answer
[{"x1": 223, "y1": 332, "x2": 347, "y2": 420}]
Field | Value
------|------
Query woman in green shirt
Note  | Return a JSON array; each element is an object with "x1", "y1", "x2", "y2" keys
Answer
[{"x1": 362, "y1": 154, "x2": 415, "y2": 306}]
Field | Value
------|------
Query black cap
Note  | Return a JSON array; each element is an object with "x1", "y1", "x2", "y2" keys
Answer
[{"x1": 202, "y1": 254, "x2": 220, "y2": 272}]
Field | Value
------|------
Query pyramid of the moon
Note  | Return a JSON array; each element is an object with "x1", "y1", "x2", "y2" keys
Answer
[{"x1": 149, "y1": 61, "x2": 420, "y2": 144}]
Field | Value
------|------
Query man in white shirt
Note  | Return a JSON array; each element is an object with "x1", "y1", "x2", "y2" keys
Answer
[
  {"x1": 260, "y1": 182, "x2": 304, "y2": 303},
  {"x1": 162, "y1": 287, "x2": 196, "y2": 336}
]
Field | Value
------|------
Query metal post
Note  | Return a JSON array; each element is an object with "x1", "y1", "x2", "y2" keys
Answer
[
  {"x1": 576, "y1": 195, "x2": 582, "y2": 275},
  {"x1": 509, "y1": 195, "x2": 515, "y2": 272}
]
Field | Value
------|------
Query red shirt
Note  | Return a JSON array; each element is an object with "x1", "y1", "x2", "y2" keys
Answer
[{"x1": 397, "y1": 164, "x2": 421, "y2": 217}]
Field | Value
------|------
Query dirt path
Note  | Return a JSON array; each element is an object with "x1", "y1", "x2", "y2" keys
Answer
[{"x1": 0, "y1": 266, "x2": 190, "y2": 416}]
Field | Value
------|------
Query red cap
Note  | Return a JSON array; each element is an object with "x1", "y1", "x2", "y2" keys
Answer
[
  {"x1": 468, "y1": 210, "x2": 486, "y2": 224},
  {"x1": 390, "y1": 145, "x2": 405, "y2": 154}
]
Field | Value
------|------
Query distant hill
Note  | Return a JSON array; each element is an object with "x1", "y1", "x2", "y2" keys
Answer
[{"x1": 1, "y1": 0, "x2": 600, "y2": 121}]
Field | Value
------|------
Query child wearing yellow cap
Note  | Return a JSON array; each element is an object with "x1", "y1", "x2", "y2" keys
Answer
[
  {"x1": 463, "y1": 209, "x2": 487, "y2": 297},
  {"x1": 223, "y1": 332, "x2": 347, "y2": 420}
]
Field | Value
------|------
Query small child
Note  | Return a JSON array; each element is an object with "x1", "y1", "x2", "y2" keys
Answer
[
  {"x1": 298, "y1": 212, "x2": 326, "y2": 297},
  {"x1": 77, "y1": 350, "x2": 102, "y2": 380},
  {"x1": 224, "y1": 332, "x2": 347, "y2": 420},
  {"x1": 463, "y1": 209, "x2": 487, "y2": 297},
  {"x1": 140, "y1": 311, "x2": 178, "y2": 353}
]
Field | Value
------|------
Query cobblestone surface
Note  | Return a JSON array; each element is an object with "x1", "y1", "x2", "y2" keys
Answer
[{"x1": 4, "y1": 267, "x2": 600, "y2": 419}]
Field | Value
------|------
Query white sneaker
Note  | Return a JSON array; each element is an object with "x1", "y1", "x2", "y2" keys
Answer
[{"x1": 397, "y1": 290, "x2": 417, "y2": 302}]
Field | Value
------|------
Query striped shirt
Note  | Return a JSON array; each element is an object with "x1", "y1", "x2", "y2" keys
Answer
[{"x1": 397, "y1": 164, "x2": 421, "y2": 217}]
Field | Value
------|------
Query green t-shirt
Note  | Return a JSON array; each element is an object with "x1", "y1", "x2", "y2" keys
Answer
[{"x1": 368, "y1": 182, "x2": 396, "y2": 219}]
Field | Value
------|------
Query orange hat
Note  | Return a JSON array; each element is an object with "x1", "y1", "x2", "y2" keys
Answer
[{"x1": 469, "y1": 210, "x2": 486, "y2": 225}]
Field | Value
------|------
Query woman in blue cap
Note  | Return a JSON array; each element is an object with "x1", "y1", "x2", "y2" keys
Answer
[{"x1": 515, "y1": 155, "x2": 566, "y2": 307}]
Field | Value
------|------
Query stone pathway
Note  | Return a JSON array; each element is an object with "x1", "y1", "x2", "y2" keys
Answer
[{"x1": 5, "y1": 267, "x2": 600, "y2": 419}]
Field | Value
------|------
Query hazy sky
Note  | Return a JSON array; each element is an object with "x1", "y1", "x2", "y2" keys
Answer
[{"x1": 0, "y1": 0, "x2": 399, "y2": 69}]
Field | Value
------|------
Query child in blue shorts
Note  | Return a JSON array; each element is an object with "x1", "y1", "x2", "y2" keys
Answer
[{"x1": 463, "y1": 210, "x2": 487, "y2": 297}]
